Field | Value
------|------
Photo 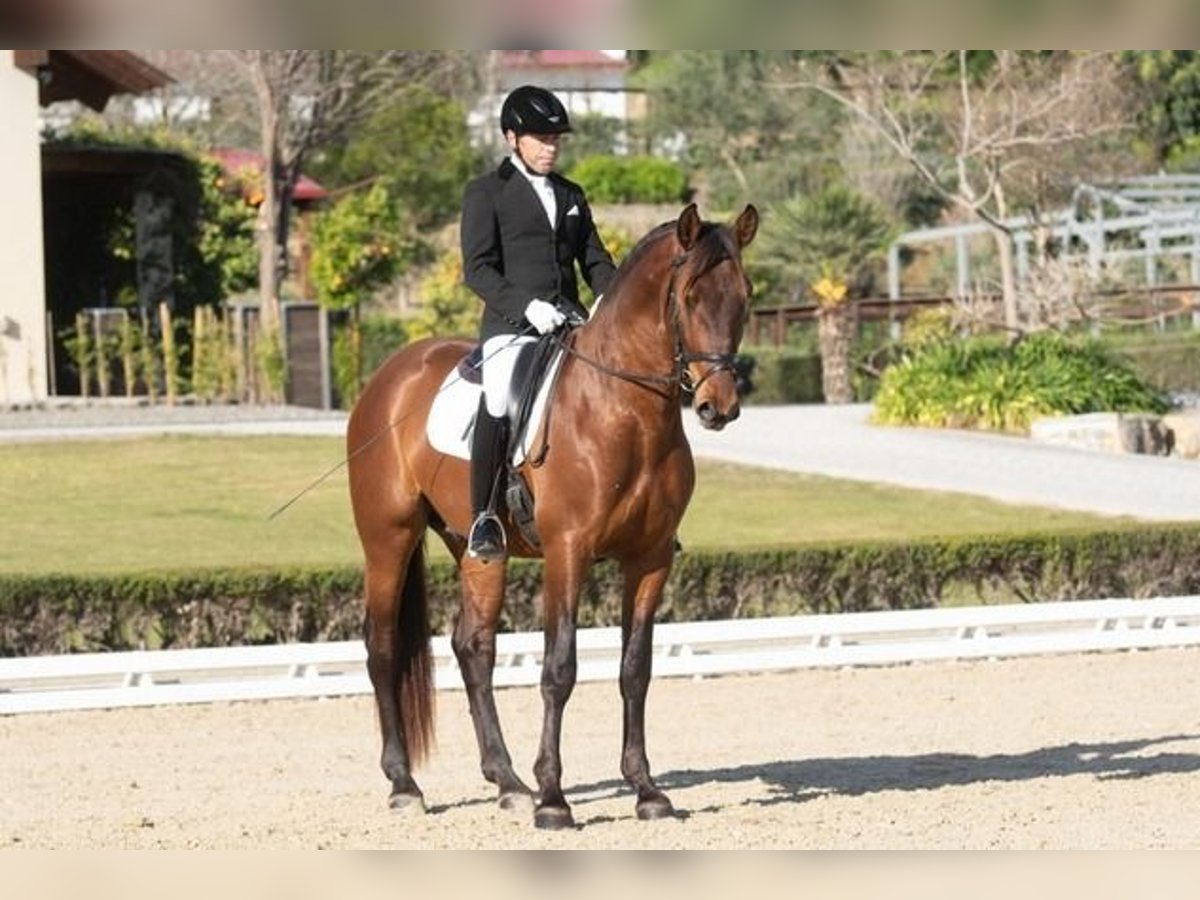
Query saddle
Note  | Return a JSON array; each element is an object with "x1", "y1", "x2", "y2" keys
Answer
[
  {"x1": 501, "y1": 333, "x2": 565, "y2": 550},
  {"x1": 450, "y1": 333, "x2": 569, "y2": 550}
]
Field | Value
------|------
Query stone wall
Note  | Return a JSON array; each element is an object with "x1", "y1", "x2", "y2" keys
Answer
[{"x1": 1031, "y1": 411, "x2": 1200, "y2": 459}]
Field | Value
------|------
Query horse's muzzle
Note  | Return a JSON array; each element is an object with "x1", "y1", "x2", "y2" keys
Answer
[{"x1": 696, "y1": 399, "x2": 739, "y2": 431}]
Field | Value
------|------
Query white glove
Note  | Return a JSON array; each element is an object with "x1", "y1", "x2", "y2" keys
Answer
[{"x1": 524, "y1": 298, "x2": 566, "y2": 335}]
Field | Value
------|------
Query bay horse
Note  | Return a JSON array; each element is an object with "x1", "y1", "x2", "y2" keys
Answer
[{"x1": 347, "y1": 202, "x2": 759, "y2": 829}]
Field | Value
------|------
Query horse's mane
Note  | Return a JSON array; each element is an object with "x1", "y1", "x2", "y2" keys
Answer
[{"x1": 605, "y1": 217, "x2": 741, "y2": 300}]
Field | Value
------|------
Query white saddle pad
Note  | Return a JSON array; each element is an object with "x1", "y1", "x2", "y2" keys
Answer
[{"x1": 426, "y1": 348, "x2": 566, "y2": 465}]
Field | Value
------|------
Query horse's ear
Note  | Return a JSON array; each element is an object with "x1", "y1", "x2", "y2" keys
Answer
[
  {"x1": 676, "y1": 203, "x2": 701, "y2": 251},
  {"x1": 734, "y1": 204, "x2": 759, "y2": 248}
]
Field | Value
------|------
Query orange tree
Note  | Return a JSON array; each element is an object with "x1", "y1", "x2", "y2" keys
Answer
[{"x1": 309, "y1": 178, "x2": 425, "y2": 405}]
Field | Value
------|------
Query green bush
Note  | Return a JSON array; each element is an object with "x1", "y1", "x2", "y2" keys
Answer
[
  {"x1": 4, "y1": 526, "x2": 1199, "y2": 655},
  {"x1": 1101, "y1": 330, "x2": 1200, "y2": 394},
  {"x1": 874, "y1": 330, "x2": 1170, "y2": 432},
  {"x1": 738, "y1": 345, "x2": 824, "y2": 404},
  {"x1": 359, "y1": 315, "x2": 409, "y2": 379},
  {"x1": 331, "y1": 314, "x2": 408, "y2": 409},
  {"x1": 567, "y1": 155, "x2": 689, "y2": 204}
]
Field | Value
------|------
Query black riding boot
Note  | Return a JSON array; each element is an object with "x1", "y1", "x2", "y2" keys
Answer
[{"x1": 467, "y1": 397, "x2": 508, "y2": 561}]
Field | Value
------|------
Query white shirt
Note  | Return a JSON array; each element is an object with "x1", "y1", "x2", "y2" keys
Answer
[{"x1": 511, "y1": 152, "x2": 556, "y2": 228}]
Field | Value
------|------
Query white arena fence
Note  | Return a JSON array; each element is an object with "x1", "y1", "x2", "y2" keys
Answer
[{"x1": 2, "y1": 596, "x2": 1200, "y2": 715}]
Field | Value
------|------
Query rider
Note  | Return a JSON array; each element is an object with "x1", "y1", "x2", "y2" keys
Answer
[{"x1": 460, "y1": 84, "x2": 617, "y2": 561}]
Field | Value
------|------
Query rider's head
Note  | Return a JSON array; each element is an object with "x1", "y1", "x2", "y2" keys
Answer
[{"x1": 500, "y1": 84, "x2": 571, "y2": 176}]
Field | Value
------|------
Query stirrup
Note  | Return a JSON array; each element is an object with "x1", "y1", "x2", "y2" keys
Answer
[{"x1": 467, "y1": 513, "x2": 507, "y2": 561}]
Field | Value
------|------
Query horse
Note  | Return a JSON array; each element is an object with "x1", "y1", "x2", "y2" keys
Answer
[{"x1": 347, "y1": 202, "x2": 759, "y2": 829}]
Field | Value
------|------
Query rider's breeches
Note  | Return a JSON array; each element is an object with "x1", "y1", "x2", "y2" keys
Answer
[{"x1": 481, "y1": 334, "x2": 535, "y2": 418}]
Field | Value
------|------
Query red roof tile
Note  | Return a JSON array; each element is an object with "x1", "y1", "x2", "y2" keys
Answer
[
  {"x1": 500, "y1": 50, "x2": 627, "y2": 70},
  {"x1": 209, "y1": 148, "x2": 328, "y2": 203}
]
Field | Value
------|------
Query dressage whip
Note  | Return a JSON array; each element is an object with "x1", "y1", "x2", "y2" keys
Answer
[{"x1": 265, "y1": 333, "x2": 527, "y2": 521}]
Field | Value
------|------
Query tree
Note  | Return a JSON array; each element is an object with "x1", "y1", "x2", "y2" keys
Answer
[
  {"x1": 406, "y1": 249, "x2": 480, "y2": 342},
  {"x1": 556, "y1": 113, "x2": 626, "y2": 172},
  {"x1": 1124, "y1": 51, "x2": 1200, "y2": 169},
  {"x1": 756, "y1": 184, "x2": 895, "y2": 403},
  {"x1": 224, "y1": 51, "x2": 465, "y2": 331},
  {"x1": 309, "y1": 179, "x2": 426, "y2": 406},
  {"x1": 309, "y1": 85, "x2": 482, "y2": 230},
  {"x1": 778, "y1": 51, "x2": 1138, "y2": 331},
  {"x1": 638, "y1": 51, "x2": 841, "y2": 210}
]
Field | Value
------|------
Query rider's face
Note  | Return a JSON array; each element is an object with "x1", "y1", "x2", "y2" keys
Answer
[{"x1": 508, "y1": 131, "x2": 562, "y2": 175}]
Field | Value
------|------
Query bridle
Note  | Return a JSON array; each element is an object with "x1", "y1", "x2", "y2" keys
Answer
[
  {"x1": 556, "y1": 244, "x2": 745, "y2": 398},
  {"x1": 668, "y1": 251, "x2": 745, "y2": 394}
]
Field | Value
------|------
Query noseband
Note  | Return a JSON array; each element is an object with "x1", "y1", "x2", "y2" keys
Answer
[{"x1": 559, "y1": 246, "x2": 743, "y2": 397}]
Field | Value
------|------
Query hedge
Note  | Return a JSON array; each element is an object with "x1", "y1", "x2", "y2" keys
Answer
[
  {"x1": 738, "y1": 346, "x2": 824, "y2": 404},
  {"x1": 2, "y1": 526, "x2": 1199, "y2": 655},
  {"x1": 566, "y1": 155, "x2": 689, "y2": 205}
]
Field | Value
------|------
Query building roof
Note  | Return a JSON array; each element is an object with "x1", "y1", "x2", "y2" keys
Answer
[
  {"x1": 499, "y1": 50, "x2": 627, "y2": 70},
  {"x1": 14, "y1": 50, "x2": 173, "y2": 112},
  {"x1": 209, "y1": 148, "x2": 329, "y2": 204}
]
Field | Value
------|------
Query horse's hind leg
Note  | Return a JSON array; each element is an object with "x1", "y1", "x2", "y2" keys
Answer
[
  {"x1": 363, "y1": 519, "x2": 432, "y2": 814},
  {"x1": 619, "y1": 551, "x2": 676, "y2": 820},
  {"x1": 450, "y1": 553, "x2": 535, "y2": 814}
]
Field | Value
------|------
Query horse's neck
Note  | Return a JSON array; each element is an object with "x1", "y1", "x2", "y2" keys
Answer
[{"x1": 577, "y1": 255, "x2": 674, "y2": 371}]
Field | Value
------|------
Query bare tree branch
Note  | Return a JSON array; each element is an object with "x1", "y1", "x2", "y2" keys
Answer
[
  {"x1": 771, "y1": 51, "x2": 1139, "y2": 332},
  {"x1": 216, "y1": 51, "x2": 470, "y2": 327}
]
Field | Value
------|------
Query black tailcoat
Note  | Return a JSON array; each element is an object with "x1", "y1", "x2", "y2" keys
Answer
[{"x1": 460, "y1": 158, "x2": 616, "y2": 341}]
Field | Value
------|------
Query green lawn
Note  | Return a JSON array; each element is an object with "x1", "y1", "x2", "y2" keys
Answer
[{"x1": 0, "y1": 435, "x2": 1131, "y2": 576}]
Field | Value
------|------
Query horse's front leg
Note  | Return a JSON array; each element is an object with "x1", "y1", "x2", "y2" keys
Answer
[
  {"x1": 452, "y1": 557, "x2": 535, "y2": 814},
  {"x1": 620, "y1": 549, "x2": 676, "y2": 820},
  {"x1": 532, "y1": 545, "x2": 588, "y2": 830}
]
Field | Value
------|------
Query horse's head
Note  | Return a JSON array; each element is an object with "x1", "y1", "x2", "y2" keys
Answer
[{"x1": 671, "y1": 202, "x2": 759, "y2": 430}]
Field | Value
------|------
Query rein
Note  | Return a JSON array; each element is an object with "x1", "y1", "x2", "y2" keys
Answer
[{"x1": 554, "y1": 249, "x2": 741, "y2": 397}]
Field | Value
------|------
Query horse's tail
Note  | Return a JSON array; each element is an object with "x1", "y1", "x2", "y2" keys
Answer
[{"x1": 396, "y1": 539, "x2": 435, "y2": 766}]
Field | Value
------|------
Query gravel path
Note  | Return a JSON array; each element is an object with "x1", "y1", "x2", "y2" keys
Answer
[
  {"x1": 0, "y1": 400, "x2": 345, "y2": 440},
  {"x1": 683, "y1": 404, "x2": 1200, "y2": 522}
]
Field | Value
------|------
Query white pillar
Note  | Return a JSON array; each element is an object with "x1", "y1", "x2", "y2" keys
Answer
[{"x1": 0, "y1": 51, "x2": 48, "y2": 404}]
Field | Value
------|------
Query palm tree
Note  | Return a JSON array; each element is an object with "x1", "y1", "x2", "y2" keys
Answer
[{"x1": 758, "y1": 184, "x2": 896, "y2": 403}]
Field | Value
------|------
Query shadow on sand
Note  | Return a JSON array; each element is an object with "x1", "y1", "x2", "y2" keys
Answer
[{"x1": 559, "y1": 732, "x2": 1200, "y2": 816}]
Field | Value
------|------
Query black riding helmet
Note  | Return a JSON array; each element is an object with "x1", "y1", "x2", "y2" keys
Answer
[{"x1": 500, "y1": 85, "x2": 572, "y2": 136}]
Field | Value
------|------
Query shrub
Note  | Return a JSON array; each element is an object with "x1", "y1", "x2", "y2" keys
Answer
[
  {"x1": 332, "y1": 314, "x2": 409, "y2": 409},
  {"x1": 1101, "y1": 329, "x2": 1200, "y2": 395},
  {"x1": 738, "y1": 345, "x2": 823, "y2": 404},
  {"x1": 567, "y1": 155, "x2": 688, "y2": 204},
  {"x1": 874, "y1": 330, "x2": 1170, "y2": 432},
  {"x1": 407, "y1": 249, "x2": 480, "y2": 341}
]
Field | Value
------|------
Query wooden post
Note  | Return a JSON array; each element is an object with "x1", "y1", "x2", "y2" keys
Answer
[
  {"x1": 159, "y1": 302, "x2": 177, "y2": 407},
  {"x1": 74, "y1": 313, "x2": 90, "y2": 400},
  {"x1": 192, "y1": 305, "x2": 205, "y2": 401},
  {"x1": 120, "y1": 313, "x2": 136, "y2": 399},
  {"x1": 94, "y1": 312, "x2": 111, "y2": 399}
]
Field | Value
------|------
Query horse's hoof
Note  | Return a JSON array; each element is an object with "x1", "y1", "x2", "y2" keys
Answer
[
  {"x1": 388, "y1": 791, "x2": 426, "y2": 816},
  {"x1": 533, "y1": 804, "x2": 576, "y2": 830},
  {"x1": 498, "y1": 791, "x2": 535, "y2": 816},
  {"x1": 636, "y1": 794, "x2": 676, "y2": 821}
]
